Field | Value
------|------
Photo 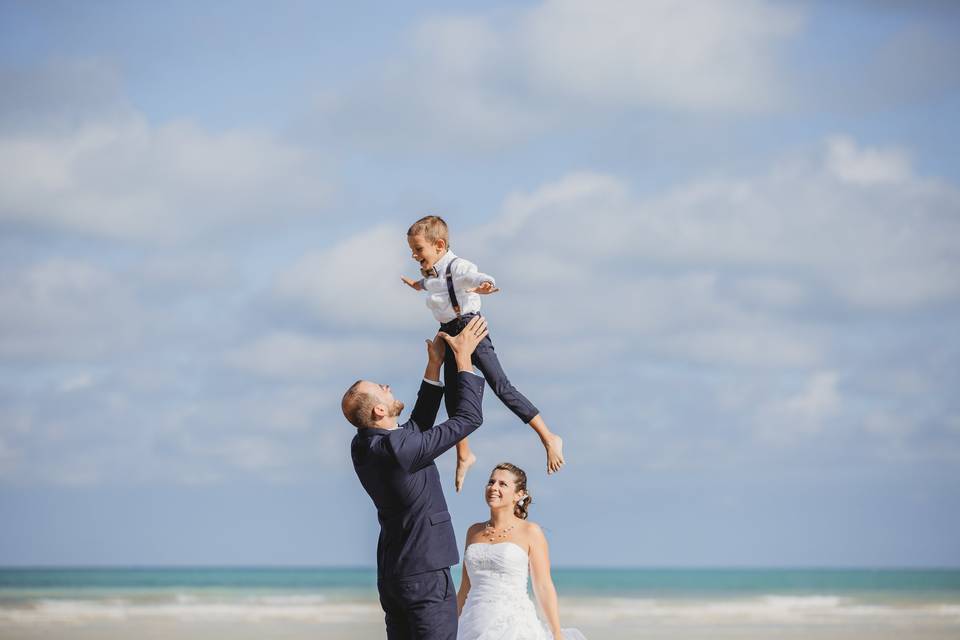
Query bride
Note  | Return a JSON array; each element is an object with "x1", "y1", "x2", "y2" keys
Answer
[{"x1": 456, "y1": 462, "x2": 586, "y2": 640}]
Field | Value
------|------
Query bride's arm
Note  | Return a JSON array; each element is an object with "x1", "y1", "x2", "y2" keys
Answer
[
  {"x1": 457, "y1": 526, "x2": 478, "y2": 616},
  {"x1": 528, "y1": 524, "x2": 564, "y2": 639},
  {"x1": 456, "y1": 561, "x2": 471, "y2": 615}
]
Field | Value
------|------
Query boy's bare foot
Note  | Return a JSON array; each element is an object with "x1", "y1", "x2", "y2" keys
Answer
[
  {"x1": 455, "y1": 452, "x2": 477, "y2": 493},
  {"x1": 545, "y1": 434, "x2": 564, "y2": 474}
]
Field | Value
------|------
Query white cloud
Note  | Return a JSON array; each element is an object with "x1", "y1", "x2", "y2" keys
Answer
[
  {"x1": 863, "y1": 411, "x2": 917, "y2": 438},
  {"x1": 732, "y1": 276, "x2": 808, "y2": 308},
  {"x1": 0, "y1": 373, "x2": 352, "y2": 486},
  {"x1": 191, "y1": 436, "x2": 289, "y2": 473},
  {"x1": 754, "y1": 370, "x2": 842, "y2": 444},
  {"x1": 0, "y1": 259, "x2": 140, "y2": 359},
  {"x1": 825, "y1": 135, "x2": 911, "y2": 185},
  {"x1": 150, "y1": 384, "x2": 353, "y2": 482},
  {"x1": 0, "y1": 114, "x2": 331, "y2": 241},
  {"x1": 225, "y1": 331, "x2": 410, "y2": 380},
  {"x1": 272, "y1": 224, "x2": 425, "y2": 330},
  {"x1": 518, "y1": 0, "x2": 801, "y2": 111},
  {"x1": 657, "y1": 328, "x2": 820, "y2": 369},
  {"x1": 319, "y1": 0, "x2": 803, "y2": 148},
  {"x1": 470, "y1": 136, "x2": 960, "y2": 312},
  {"x1": 783, "y1": 371, "x2": 841, "y2": 419},
  {"x1": 58, "y1": 373, "x2": 96, "y2": 393},
  {"x1": 138, "y1": 252, "x2": 234, "y2": 290}
]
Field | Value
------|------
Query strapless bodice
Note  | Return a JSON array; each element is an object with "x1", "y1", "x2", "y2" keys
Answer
[{"x1": 463, "y1": 542, "x2": 530, "y2": 600}]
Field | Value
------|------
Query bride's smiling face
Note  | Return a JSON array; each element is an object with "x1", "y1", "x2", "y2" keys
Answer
[{"x1": 485, "y1": 469, "x2": 524, "y2": 509}]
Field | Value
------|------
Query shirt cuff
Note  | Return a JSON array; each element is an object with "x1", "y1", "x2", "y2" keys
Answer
[{"x1": 423, "y1": 377, "x2": 443, "y2": 387}]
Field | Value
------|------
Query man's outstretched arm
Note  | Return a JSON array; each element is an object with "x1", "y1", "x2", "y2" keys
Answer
[
  {"x1": 390, "y1": 316, "x2": 489, "y2": 471},
  {"x1": 392, "y1": 373, "x2": 484, "y2": 470},
  {"x1": 409, "y1": 333, "x2": 446, "y2": 432}
]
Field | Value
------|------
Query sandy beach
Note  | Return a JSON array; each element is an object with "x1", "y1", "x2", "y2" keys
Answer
[{"x1": 2, "y1": 594, "x2": 959, "y2": 640}]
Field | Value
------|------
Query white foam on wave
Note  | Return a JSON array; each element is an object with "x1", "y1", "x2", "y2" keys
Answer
[
  {"x1": 560, "y1": 595, "x2": 960, "y2": 626},
  {"x1": 4, "y1": 593, "x2": 960, "y2": 627},
  {"x1": 934, "y1": 604, "x2": 960, "y2": 618},
  {"x1": 0, "y1": 595, "x2": 379, "y2": 625}
]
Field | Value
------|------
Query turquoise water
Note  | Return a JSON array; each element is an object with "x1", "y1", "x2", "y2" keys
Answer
[
  {"x1": 553, "y1": 568, "x2": 960, "y2": 600},
  {"x1": 3, "y1": 567, "x2": 959, "y2": 600}
]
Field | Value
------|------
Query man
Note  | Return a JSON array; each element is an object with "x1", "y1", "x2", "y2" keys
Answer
[{"x1": 343, "y1": 315, "x2": 489, "y2": 639}]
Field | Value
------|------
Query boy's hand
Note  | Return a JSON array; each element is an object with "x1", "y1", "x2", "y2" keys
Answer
[
  {"x1": 468, "y1": 281, "x2": 499, "y2": 295},
  {"x1": 401, "y1": 276, "x2": 424, "y2": 291}
]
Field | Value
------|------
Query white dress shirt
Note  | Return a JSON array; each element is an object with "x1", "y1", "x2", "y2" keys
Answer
[{"x1": 421, "y1": 250, "x2": 495, "y2": 323}]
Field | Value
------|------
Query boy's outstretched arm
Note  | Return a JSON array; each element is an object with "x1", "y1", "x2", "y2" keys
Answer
[
  {"x1": 453, "y1": 259, "x2": 498, "y2": 293},
  {"x1": 401, "y1": 276, "x2": 424, "y2": 290},
  {"x1": 468, "y1": 281, "x2": 499, "y2": 294}
]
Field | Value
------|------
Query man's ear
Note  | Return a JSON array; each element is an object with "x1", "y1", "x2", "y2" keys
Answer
[{"x1": 372, "y1": 404, "x2": 386, "y2": 420}]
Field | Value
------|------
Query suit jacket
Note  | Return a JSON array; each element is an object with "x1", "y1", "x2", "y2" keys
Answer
[{"x1": 351, "y1": 372, "x2": 485, "y2": 578}]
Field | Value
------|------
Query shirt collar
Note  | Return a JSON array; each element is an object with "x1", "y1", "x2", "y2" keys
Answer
[
  {"x1": 357, "y1": 424, "x2": 400, "y2": 437},
  {"x1": 428, "y1": 250, "x2": 457, "y2": 277}
]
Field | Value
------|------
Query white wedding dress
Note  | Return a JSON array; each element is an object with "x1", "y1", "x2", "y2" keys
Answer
[{"x1": 457, "y1": 542, "x2": 587, "y2": 640}]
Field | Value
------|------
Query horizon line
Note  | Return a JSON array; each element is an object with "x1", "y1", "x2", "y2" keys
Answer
[{"x1": 2, "y1": 564, "x2": 959, "y2": 571}]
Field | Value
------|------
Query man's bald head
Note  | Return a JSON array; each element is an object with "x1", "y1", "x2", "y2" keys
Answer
[
  {"x1": 342, "y1": 380, "x2": 404, "y2": 428},
  {"x1": 342, "y1": 380, "x2": 377, "y2": 428}
]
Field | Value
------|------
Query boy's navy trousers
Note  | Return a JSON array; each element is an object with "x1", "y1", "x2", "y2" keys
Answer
[{"x1": 440, "y1": 313, "x2": 539, "y2": 424}]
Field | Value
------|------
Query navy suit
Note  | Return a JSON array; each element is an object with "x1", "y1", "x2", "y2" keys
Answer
[{"x1": 351, "y1": 372, "x2": 485, "y2": 639}]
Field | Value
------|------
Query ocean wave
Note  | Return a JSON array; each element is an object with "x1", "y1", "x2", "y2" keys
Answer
[
  {"x1": 560, "y1": 594, "x2": 960, "y2": 625},
  {"x1": 0, "y1": 595, "x2": 380, "y2": 625},
  {"x1": 3, "y1": 593, "x2": 959, "y2": 626}
]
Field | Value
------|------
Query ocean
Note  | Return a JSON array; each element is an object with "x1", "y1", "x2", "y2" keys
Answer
[{"x1": 2, "y1": 567, "x2": 959, "y2": 639}]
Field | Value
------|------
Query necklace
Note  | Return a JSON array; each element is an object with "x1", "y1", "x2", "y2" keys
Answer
[{"x1": 482, "y1": 520, "x2": 517, "y2": 541}]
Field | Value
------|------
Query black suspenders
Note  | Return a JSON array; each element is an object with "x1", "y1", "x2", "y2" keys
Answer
[{"x1": 445, "y1": 258, "x2": 461, "y2": 318}]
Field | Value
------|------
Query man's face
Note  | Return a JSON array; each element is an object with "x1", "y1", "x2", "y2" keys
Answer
[
  {"x1": 360, "y1": 380, "x2": 404, "y2": 420},
  {"x1": 408, "y1": 234, "x2": 445, "y2": 273}
]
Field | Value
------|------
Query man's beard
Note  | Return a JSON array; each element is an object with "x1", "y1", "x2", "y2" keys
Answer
[{"x1": 389, "y1": 400, "x2": 405, "y2": 417}]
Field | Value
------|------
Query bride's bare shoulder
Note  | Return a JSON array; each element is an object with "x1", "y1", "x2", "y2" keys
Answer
[
  {"x1": 520, "y1": 520, "x2": 546, "y2": 539},
  {"x1": 465, "y1": 521, "x2": 487, "y2": 540}
]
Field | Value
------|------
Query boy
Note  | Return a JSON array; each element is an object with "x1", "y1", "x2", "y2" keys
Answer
[{"x1": 401, "y1": 215, "x2": 564, "y2": 491}]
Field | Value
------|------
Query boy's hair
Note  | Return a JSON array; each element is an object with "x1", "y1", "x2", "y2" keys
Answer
[{"x1": 407, "y1": 215, "x2": 449, "y2": 245}]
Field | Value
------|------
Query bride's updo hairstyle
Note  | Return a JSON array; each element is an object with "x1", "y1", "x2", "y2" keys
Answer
[{"x1": 494, "y1": 462, "x2": 532, "y2": 520}]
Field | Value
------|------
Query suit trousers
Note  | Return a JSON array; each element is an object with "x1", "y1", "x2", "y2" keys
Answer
[
  {"x1": 378, "y1": 567, "x2": 457, "y2": 640},
  {"x1": 440, "y1": 313, "x2": 539, "y2": 424}
]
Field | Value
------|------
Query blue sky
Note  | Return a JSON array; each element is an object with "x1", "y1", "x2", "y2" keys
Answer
[{"x1": 1, "y1": 0, "x2": 958, "y2": 567}]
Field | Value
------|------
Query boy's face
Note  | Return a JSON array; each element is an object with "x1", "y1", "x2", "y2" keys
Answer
[{"x1": 407, "y1": 233, "x2": 446, "y2": 272}]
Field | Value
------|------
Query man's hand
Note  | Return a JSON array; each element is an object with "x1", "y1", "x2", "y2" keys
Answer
[
  {"x1": 439, "y1": 315, "x2": 489, "y2": 372},
  {"x1": 425, "y1": 333, "x2": 446, "y2": 365},
  {"x1": 423, "y1": 333, "x2": 445, "y2": 384},
  {"x1": 467, "y1": 281, "x2": 499, "y2": 295},
  {"x1": 401, "y1": 276, "x2": 424, "y2": 291}
]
